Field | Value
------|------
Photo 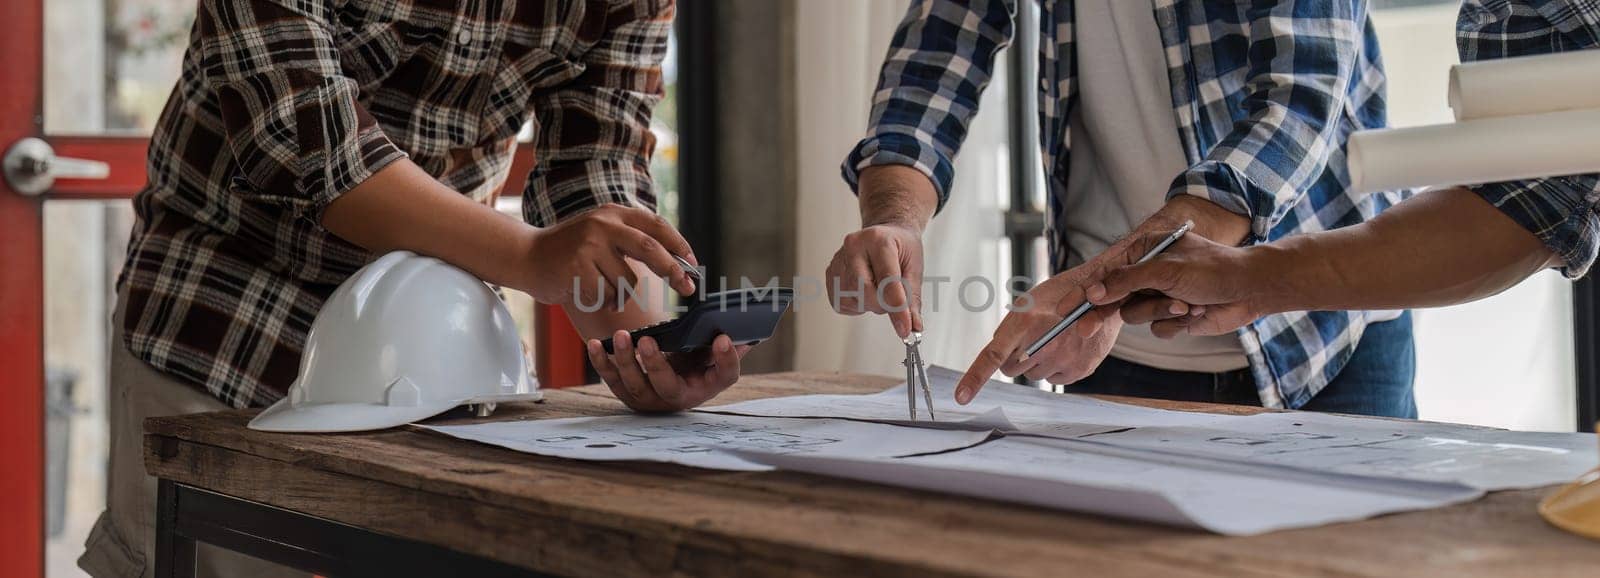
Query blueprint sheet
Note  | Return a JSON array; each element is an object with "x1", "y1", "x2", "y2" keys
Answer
[
  {"x1": 735, "y1": 436, "x2": 1485, "y2": 535},
  {"x1": 706, "y1": 365, "x2": 1597, "y2": 492},
  {"x1": 429, "y1": 366, "x2": 1596, "y2": 534},
  {"x1": 703, "y1": 365, "x2": 1236, "y2": 437},
  {"x1": 1082, "y1": 410, "x2": 1598, "y2": 490},
  {"x1": 423, "y1": 412, "x2": 994, "y2": 471}
]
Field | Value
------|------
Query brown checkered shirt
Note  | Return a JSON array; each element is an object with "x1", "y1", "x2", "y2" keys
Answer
[{"x1": 119, "y1": 0, "x2": 670, "y2": 408}]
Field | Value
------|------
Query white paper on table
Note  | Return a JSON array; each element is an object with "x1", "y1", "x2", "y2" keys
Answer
[
  {"x1": 422, "y1": 412, "x2": 995, "y2": 472},
  {"x1": 733, "y1": 436, "x2": 1484, "y2": 536},
  {"x1": 698, "y1": 365, "x2": 1019, "y2": 429},
  {"x1": 1079, "y1": 410, "x2": 1599, "y2": 491},
  {"x1": 427, "y1": 370, "x2": 1594, "y2": 535},
  {"x1": 705, "y1": 365, "x2": 1595, "y2": 490},
  {"x1": 1346, "y1": 109, "x2": 1600, "y2": 194},
  {"x1": 702, "y1": 365, "x2": 1235, "y2": 437},
  {"x1": 1449, "y1": 50, "x2": 1600, "y2": 120}
]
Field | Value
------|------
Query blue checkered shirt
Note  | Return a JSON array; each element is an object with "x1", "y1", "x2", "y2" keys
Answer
[
  {"x1": 1458, "y1": 0, "x2": 1600, "y2": 278},
  {"x1": 842, "y1": 0, "x2": 1408, "y2": 409}
]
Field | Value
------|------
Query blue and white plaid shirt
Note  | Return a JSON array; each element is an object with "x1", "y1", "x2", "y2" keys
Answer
[
  {"x1": 1458, "y1": 0, "x2": 1600, "y2": 278},
  {"x1": 843, "y1": 0, "x2": 1405, "y2": 409}
]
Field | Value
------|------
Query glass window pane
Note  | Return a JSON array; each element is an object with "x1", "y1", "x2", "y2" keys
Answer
[
  {"x1": 45, "y1": 0, "x2": 190, "y2": 135},
  {"x1": 651, "y1": 30, "x2": 681, "y2": 227},
  {"x1": 43, "y1": 200, "x2": 135, "y2": 578}
]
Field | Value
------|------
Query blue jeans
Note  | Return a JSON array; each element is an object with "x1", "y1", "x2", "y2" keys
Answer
[{"x1": 1071, "y1": 312, "x2": 1417, "y2": 418}]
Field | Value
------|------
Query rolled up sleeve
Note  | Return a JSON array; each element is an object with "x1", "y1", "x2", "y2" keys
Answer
[
  {"x1": 841, "y1": 0, "x2": 1014, "y2": 213},
  {"x1": 199, "y1": 0, "x2": 406, "y2": 220},
  {"x1": 1470, "y1": 176, "x2": 1600, "y2": 278},
  {"x1": 521, "y1": 0, "x2": 672, "y2": 227},
  {"x1": 1455, "y1": 0, "x2": 1600, "y2": 277},
  {"x1": 1165, "y1": 0, "x2": 1367, "y2": 241}
]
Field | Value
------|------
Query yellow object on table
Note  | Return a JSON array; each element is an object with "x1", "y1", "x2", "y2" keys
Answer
[{"x1": 1540, "y1": 422, "x2": 1600, "y2": 541}]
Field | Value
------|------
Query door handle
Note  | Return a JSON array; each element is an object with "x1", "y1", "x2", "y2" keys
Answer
[{"x1": 3, "y1": 137, "x2": 112, "y2": 196}]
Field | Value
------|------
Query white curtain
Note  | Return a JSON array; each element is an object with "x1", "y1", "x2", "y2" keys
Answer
[{"x1": 792, "y1": 0, "x2": 1012, "y2": 378}]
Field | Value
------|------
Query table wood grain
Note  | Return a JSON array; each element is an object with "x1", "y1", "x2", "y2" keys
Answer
[{"x1": 143, "y1": 372, "x2": 1600, "y2": 577}]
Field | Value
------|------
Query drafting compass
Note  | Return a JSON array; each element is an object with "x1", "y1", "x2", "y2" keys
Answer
[{"x1": 903, "y1": 332, "x2": 936, "y2": 421}]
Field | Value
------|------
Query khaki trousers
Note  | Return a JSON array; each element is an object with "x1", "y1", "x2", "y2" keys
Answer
[{"x1": 78, "y1": 291, "x2": 305, "y2": 578}]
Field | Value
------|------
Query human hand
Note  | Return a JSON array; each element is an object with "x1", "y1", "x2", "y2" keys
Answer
[
  {"x1": 519, "y1": 204, "x2": 698, "y2": 307},
  {"x1": 826, "y1": 222, "x2": 925, "y2": 338},
  {"x1": 953, "y1": 253, "x2": 1129, "y2": 404},
  {"x1": 585, "y1": 332, "x2": 752, "y2": 412},
  {"x1": 827, "y1": 165, "x2": 938, "y2": 339},
  {"x1": 1085, "y1": 232, "x2": 1268, "y2": 338}
]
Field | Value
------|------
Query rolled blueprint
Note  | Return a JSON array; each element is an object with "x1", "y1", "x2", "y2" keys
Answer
[
  {"x1": 1449, "y1": 50, "x2": 1600, "y2": 120},
  {"x1": 1347, "y1": 108, "x2": 1600, "y2": 194}
]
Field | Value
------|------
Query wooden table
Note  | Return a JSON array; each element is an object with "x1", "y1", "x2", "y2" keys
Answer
[{"x1": 144, "y1": 372, "x2": 1600, "y2": 577}]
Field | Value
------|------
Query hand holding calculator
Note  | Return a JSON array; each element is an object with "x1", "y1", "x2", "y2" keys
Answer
[{"x1": 599, "y1": 256, "x2": 795, "y2": 354}]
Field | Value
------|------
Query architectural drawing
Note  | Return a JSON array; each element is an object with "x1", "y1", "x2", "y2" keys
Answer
[
  {"x1": 425, "y1": 412, "x2": 994, "y2": 472},
  {"x1": 430, "y1": 367, "x2": 1596, "y2": 534},
  {"x1": 1082, "y1": 411, "x2": 1596, "y2": 490},
  {"x1": 707, "y1": 365, "x2": 1598, "y2": 491}
]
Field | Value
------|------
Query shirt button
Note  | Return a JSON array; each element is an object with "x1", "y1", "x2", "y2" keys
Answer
[{"x1": 457, "y1": 29, "x2": 471, "y2": 44}]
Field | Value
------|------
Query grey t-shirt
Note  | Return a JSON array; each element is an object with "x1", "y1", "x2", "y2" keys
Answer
[{"x1": 1062, "y1": 0, "x2": 1250, "y2": 372}]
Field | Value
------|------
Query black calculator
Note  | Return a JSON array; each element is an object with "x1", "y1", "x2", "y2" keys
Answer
[{"x1": 599, "y1": 287, "x2": 795, "y2": 354}]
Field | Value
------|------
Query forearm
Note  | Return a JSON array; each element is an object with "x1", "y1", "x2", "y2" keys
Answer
[
  {"x1": 857, "y1": 165, "x2": 940, "y2": 231},
  {"x1": 1255, "y1": 188, "x2": 1556, "y2": 312},
  {"x1": 321, "y1": 159, "x2": 537, "y2": 290}
]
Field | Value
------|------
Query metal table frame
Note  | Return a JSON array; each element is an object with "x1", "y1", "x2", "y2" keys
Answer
[{"x1": 153, "y1": 480, "x2": 550, "y2": 578}]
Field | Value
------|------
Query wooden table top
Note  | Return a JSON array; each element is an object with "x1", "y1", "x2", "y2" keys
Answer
[{"x1": 144, "y1": 372, "x2": 1600, "y2": 578}]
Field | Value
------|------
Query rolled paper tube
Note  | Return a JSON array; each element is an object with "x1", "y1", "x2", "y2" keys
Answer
[
  {"x1": 1449, "y1": 50, "x2": 1600, "y2": 121},
  {"x1": 1347, "y1": 108, "x2": 1600, "y2": 194}
]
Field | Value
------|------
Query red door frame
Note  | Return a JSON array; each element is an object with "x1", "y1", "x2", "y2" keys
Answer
[
  {"x1": 2, "y1": 0, "x2": 151, "y2": 575},
  {"x1": 0, "y1": 0, "x2": 46, "y2": 573}
]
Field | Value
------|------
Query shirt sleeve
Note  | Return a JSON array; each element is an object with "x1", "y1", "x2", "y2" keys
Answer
[
  {"x1": 1456, "y1": 0, "x2": 1600, "y2": 278},
  {"x1": 521, "y1": 0, "x2": 672, "y2": 227},
  {"x1": 198, "y1": 0, "x2": 407, "y2": 221},
  {"x1": 1469, "y1": 177, "x2": 1600, "y2": 278},
  {"x1": 1165, "y1": 0, "x2": 1368, "y2": 241},
  {"x1": 840, "y1": 0, "x2": 1015, "y2": 213}
]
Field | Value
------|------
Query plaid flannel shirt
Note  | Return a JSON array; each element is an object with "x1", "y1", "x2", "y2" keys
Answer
[
  {"x1": 120, "y1": 0, "x2": 671, "y2": 408},
  {"x1": 843, "y1": 0, "x2": 1407, "y2": 409},
  {"x1": 1458, "y1": 0, "x2": 1600, "y2": 278}
]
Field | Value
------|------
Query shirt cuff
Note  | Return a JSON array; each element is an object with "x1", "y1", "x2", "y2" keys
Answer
[
  {"x1": 842, "y1": 133, "x2": 954, "y2": 213},
  {"x1": 306, "y1": 119, "x2": 408, "y2": 220},
  {"x1": 1166, "y1": 160, "x2": 1269, "y2": 244},
  {"x1": 523, "y1": 159, "x2": 658, "y2": 227},
  {"x1": 229, "y1": 75, "x2": 408, "y2": 223},
  {"x1": 1469, "y1": 177, "x2": 1600, "y2": 279}
]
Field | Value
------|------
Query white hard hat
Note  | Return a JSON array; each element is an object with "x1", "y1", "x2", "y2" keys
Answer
[{"x1": 249, "y1": 251, "x2": 541, "y2": 433}]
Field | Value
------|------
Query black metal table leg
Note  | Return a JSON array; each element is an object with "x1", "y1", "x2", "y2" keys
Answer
[
  {"x1": 155, "y1": 479, "x2": 198, "y2": 578},
  {"x1": 149, "y1": 479, "x2": 547, "y2": 578}
]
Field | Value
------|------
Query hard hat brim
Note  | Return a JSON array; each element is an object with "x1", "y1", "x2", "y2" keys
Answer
[
  {"x1": 1540, "y1": 466, "x2": 1600, "y2": 541},
  {"x1": 247, "y1": 397, "x2": 460, "y2": 433}
]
